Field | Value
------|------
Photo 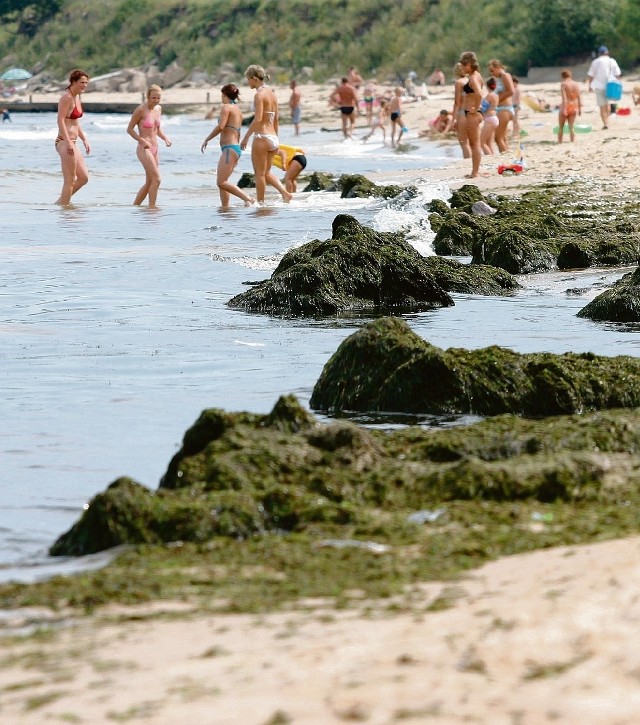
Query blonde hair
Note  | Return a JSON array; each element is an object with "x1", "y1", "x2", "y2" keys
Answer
[
  {"x1": 244, "y1": 64, "x2": 269, "y2": 82},
  {"x1": 454, "y1": 62, "x2": 466, "y2": 79},
  {"x1": 488, "y1": 59, "x2": 506, "y2": 71},
  {"x1": 146, "y1": 84, "x2": 162, "y2": 99}
]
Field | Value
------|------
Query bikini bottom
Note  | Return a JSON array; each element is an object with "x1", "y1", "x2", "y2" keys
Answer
[
  {"x1": 291, "y1": 153, "x2": 307, "y2": 169},
  {"x1": 55, "y1": 136, "x2": 76, "y2": 148},
  {"x1": 137, "y1": 142, "x2": 158, "y2": 157},
  {"x1": 253, "y1": 133, "x2": 279, "y2": 151},
  {"x1": 220, "y1": 143, "x2": 241, "y2": 162}
]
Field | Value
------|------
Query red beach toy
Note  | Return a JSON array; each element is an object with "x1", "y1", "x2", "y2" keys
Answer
[
  {"x1": 616, "y1": 107, "x2": 631, "y2": 115},
  {"x1": 497, "y1": 163, "x2": 524, "y2": 175}
]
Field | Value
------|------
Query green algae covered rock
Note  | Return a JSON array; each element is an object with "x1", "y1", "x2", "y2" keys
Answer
[
  {"x1": 578, "y1": 266, "x2": 640, "y2": 321},
  {"x1": 228, "y1": 216, "x2": 519, "y2": 316},
  {"x1": 423, "y1": 255, "x2": 519, "y2": 295},
  {"x1": 302, "y1": 171, "x2": 335, "y2": 192},
  {"x1": 228, "y1": 214, "x2": 455, "y2": 316},
  {"x1": 336, "y1": 173, "x2": 414, "y2": 199},
  {"x1": 310, "y1": 316, "x2": 640, "y2": 416},
  {"x1": 49, "y1": 390, "x2": 640, "y2": 558},
  {"x1": 237, "y1": 172, "x2": 255, "y2": 188},
  {"x1": 429, "y1": 184, "x2": 640, "y2": 271}
]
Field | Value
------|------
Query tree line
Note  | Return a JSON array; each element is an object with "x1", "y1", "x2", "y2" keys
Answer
[{"x1": 0, "y1": 0, "x2": 638, "y2": 80}]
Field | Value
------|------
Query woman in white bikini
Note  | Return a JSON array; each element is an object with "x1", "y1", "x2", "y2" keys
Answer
[
  {"x1": 487, "y1": 59, "x2": 514, "y2": 153},
  {"x1": 480, "y1": 77, "x2": 499, "y2": 154},
  {"x1": 201, "y1": 83, "x2": 255, "y2": 207},
  {"x1": 127, "y1": 85, "x2": 172, "y2": 208},
  {"x1": 55, "y1": 69, "x2": 91, "y2": 206},
  {"x1": 240, "y1": 64, "x2": 292, "y2": 204}
]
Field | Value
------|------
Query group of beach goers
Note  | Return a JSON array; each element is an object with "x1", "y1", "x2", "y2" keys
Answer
[
  {"x1": 54, "y1": 65, "x2": 306, "y2": 209},
  {"x1": 55, "y1": 49, "x2": 625, "y2": 205}
]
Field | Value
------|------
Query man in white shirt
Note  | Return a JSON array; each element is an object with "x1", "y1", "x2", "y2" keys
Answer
[{"x1": 587, "y1": 45, "x2": 621, "y2": 129}]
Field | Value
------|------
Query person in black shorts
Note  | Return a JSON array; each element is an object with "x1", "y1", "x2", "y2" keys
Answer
[{"x1": 329, "y1": 78, "x2": 359, "y2": 138}]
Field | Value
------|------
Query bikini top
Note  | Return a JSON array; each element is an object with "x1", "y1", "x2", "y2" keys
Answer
[
  {"x1": 68, "y1": 100, "x2": 83, "y2": 119},
  {"x1": 141, "y1": 108, "x2": 160, "y2": 129},
  {"x1": 463, "y1": 80, "x2": 474, "y2": 94}
]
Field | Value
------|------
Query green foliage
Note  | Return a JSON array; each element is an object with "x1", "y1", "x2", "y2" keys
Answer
[{"x1": 0, "y1": 0, "x2": 636, "y2": 83}]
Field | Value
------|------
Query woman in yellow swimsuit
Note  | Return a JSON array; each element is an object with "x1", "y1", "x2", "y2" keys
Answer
[
  {"x1": 240, "y1": 64, "x2": 292, "y2": 205},
  {"x1": 55, "y1": 69, "x2": 91, "y2": 206},
  {"x1": 127, "y1": 85, "x2": 172, "y2": 208},
  {"x1": 201, "y1": 83, "x2": 255, "y2": 207}
]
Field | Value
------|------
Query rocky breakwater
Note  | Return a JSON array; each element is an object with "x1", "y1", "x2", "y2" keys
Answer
[
  {"x1": 310, "y1": 316, "x2": 640, "y2": 416},
  {"x1": 429, "y1": 183, "x2": 640, "y2": 273},
  {"x1": 227, "y1": 214, "x2": 518, "y2": 317}
]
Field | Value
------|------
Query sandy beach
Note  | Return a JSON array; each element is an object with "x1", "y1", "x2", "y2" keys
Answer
[{"x1": 3, "y1": 75, "x2": 640, "y2": 723}]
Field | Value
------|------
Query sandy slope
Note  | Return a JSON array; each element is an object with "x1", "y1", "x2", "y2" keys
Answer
[{"x1": 2, "y1": 537, "x2": 640, "y2": 723}]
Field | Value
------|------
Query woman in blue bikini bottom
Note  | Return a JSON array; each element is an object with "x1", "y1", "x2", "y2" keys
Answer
[{"x1": 201, "y1": 83, "x2": 255, "y2": 207}]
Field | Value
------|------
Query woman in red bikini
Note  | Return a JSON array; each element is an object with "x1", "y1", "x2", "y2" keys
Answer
[
  {"x1": 55, "y1": 69, "x2": 91, "y2": 206},
  {"x1": 126, "y1": 84, "x2": 172, "y2": 208},
  {"x1": 558, "y1": 69, "x2": 582, "y2": 144}
]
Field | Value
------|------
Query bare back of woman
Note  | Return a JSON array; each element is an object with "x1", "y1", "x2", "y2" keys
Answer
[{"x1": 240, "y1": 64, "x2": 292, "y2": 204}]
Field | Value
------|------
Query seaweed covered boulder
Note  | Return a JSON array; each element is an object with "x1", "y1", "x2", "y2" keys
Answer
[
  {"x1": 310, "y1": 316, "x2": 640, "y2": 416},
  {"x1": 228, "y1": 214, "x2": 455, "y2": 316},
  {"x1": 424, "y1": 256, "x2": 519, "y2": 295},
  {"x1": 49, "y1": 391, "x2": 640, "y2": 558},
  {"x1": 302, "y1": 171, "x2": 335, "y2": 192},
  {"x1": 429, "y1": 183, "x2": 640, "y2": 271},
  {"x1": 577, "y1": 266, "x2": 640, "y2": 322},
  {"x1": 335, "y1": 173, "x2": 414, "y2": 200},
  {"x1": 238, "y1": 172, "x2": 255, "y2": 188}
]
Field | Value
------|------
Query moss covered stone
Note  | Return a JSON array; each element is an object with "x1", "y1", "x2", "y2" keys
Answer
[
  {"x1": 310, "y1": 316, "x2": 640, "y2": 415},
  {"x1": 227, "y1": 214, "x2": 455, "y2": 316},
  {"x1": 429, "y1": 183, "x2": 640, "y2": 271},
  {"x1": 49, "y1": 391, "x2": 640, "y2": 560},
  {"x1": 578, "y1": 266, "x2": 640, "y2": 321},
  {"x1": 335, "y1": 173, "x2": 414, "y2": 199},
  {"x1": 237, "y1": 172, "x2": 255, "y2": 188},
  {"x1": 228, "y1": 216, "x2": 519, "y2": 316},
  {"x1": 302, "y1": 171, "x2": 335, "y2": 192}
]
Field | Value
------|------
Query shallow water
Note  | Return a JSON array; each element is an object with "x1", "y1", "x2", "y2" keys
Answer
[{"x1": 1, "y1": 112, "x2": 637, "y2": 582}]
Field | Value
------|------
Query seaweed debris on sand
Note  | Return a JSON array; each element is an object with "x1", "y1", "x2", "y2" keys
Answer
[{"x1": 429, "y1": 183, "x2": 640, "y2": 272}]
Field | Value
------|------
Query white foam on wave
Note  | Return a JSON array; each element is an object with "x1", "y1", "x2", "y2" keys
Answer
[{"x1": 372, "y1": 178, "x2": 451, "y2": 256}]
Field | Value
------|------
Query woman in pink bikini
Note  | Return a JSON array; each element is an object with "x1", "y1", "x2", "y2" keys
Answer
[
  {"x1": 201, "y1": 83, "x2": 255, "y2": 208},
  {"x1": 55, "y1": 69, "x2": 91, "y2": 206},
  {"x1": 127, "y1": 85, "x2": 172, "y2": 208},
  {"x1": 240, "y1": 64, "x2": 292, "y2": 205}
]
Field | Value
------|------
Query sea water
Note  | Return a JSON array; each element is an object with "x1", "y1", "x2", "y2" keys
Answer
[{"x1": 1, "y1": 112, "x2": 638, "y2": 583}]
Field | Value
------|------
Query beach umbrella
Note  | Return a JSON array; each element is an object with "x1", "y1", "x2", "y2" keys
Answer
[{"x1": 1, "y1": 68, "x2": 32, "y2": 81}]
